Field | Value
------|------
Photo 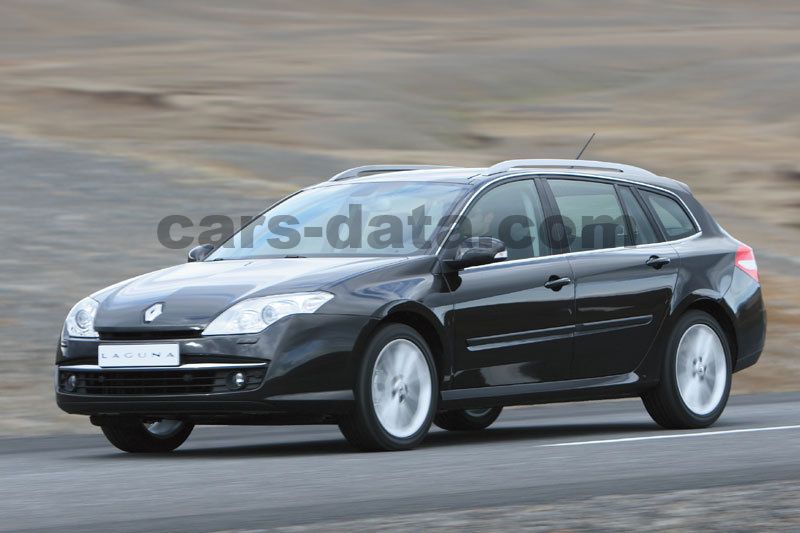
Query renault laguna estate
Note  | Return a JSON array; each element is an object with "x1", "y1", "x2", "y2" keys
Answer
[{"x1": 56, "y1": 159, "x2": 766, "y2": 452}]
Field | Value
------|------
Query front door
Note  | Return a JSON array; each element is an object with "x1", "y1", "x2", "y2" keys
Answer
[{"x1": 446, "y1": 179, "x2": 575, "y2": 389}]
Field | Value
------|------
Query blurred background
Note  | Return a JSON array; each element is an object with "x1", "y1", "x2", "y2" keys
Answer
[{"x1": 0, "y1": 0, "x2": 798, "y2": 437}]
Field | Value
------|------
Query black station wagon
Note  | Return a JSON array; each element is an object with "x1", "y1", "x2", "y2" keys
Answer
[{"x1": 56, "y1": 159, "x2": 766, "y2": 452}]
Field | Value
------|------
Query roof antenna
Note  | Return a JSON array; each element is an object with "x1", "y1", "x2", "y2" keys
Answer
[{"x1": 575, "y1": 133, "x2": 596, "y2": 160}]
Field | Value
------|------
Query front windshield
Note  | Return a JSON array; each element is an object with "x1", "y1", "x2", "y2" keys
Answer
[{"x1": 208, "y1": 181, "x2": 468, "y2": 259}]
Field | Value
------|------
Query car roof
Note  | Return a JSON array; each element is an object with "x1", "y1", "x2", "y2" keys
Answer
[
  {"x1": 319, "y1": 160, "x2": 691, "y2": 193},
  {"x1": 321, "y1": 167, "x2": 481, "y2": 185}
]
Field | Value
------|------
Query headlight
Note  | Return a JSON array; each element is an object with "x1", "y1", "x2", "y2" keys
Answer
[
  {"x1": 63, "y1": 297, "x2": 100, "y2": 338},
  {"x1": 202, "y1": 292, "x2": 333, "y2": 336}
]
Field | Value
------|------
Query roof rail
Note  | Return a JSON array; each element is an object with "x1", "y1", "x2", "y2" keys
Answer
[
  {"x1": 483, "y1": 159, "x2": 656, "y2": 178},
  {"x1": 328, "y1": 165, "x2": 451, "y2": 182}
]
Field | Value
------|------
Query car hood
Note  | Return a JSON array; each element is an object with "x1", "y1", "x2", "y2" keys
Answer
[{"x1": 93, "y1": 256, "x2": 406, "y2": 330}]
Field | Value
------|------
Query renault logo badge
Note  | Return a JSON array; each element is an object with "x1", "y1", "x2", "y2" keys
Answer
[{"x1": 144, "y1": 303, "x2": 164, "y2": 323}]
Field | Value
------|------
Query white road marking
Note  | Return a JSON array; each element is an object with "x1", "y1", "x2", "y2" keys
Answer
[{"x1": 540, "y1": 424, "x2": 800, "y2": 447}]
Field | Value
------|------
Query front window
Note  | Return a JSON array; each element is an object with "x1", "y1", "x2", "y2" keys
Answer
[
  {"x1": 455, "y1": 180, "x2": 550, "y2": 260},
  {"x1": 208, "y1": 181, "x2": 468, "y2": 259}
]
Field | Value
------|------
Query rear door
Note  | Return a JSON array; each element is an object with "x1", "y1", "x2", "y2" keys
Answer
[
  {"x1": 447, "y1": 178, "x2": 575, "y2": 389},
  {"x1": 544, "y1": 177, "x2": 679, "y2": 379}
]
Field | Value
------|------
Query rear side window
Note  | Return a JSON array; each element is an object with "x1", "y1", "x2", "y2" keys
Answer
[
  {"x1": 618, "y1": 187, "x2": 659, "y2": 245},
  {"x1": 548, "y1": 179, "x2": 626, "y2": 252},
  {"x1": 640, "y1": 190, "x2": 697, "y2": 240}
]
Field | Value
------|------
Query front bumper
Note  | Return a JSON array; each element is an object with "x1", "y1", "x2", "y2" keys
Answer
[{"x1": 56, "y1": 313, "x2": 375, "y2": 420}]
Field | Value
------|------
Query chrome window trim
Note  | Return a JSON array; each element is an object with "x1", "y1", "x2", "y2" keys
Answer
[
  {"x1": 462, "y1": 231, "x2": 701, "y2": 273},
  {"x1": 57, "y1": 363, "x2": 268, "y2": 372},
  {"x1": 435, "y1": 170, "x2": 701, "y2": 257}
]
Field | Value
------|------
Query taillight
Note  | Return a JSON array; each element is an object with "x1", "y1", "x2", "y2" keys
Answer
[{"x1": 735, "y1": 244, "x2": 759, "y2": 282}]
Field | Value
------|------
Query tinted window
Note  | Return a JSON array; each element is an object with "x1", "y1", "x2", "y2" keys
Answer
[
  {"x1": 640, "y1": 190, "x2": 697, "y2": 240},
  {"x1": 549, "y1": 179, "x2": 626, "y2": 252},
  {"x1": 459, "y1": 180, "x2": 547, "y2": 260},
  {"x1": 618, "y1": 187, "x2": 659, "y2": 245}
]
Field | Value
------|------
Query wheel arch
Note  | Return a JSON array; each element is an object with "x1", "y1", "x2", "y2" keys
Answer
[
  {"x1": 674, "y1": 294, "x2": 739, "y2": 368},
  {"x1": 356, "y1": 301, "x2": 450, "y2": 387}
]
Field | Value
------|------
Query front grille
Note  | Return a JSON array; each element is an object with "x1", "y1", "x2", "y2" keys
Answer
[
  {"x1": 99, "y1": 330, "x2": 202, "y2": 341},
  {"x1": 58, "y1": 367, "x2": 267, "y2": 395}
]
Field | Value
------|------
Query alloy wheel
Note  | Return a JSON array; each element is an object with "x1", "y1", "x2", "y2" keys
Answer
[
  {"x1": 675, "y1": 324, "x2": 727, "y2": 416},
  {"x1": 370, "y1": 339, "x2": 433, "y2": 438}
]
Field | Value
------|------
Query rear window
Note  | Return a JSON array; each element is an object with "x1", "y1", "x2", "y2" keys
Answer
[{"x1": 640, "y1": 190, "x2": 697, "y2": 240}]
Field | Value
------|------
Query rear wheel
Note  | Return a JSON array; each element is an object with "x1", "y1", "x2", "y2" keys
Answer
[
  {"x1": 339, "y1": 324, "x2": 437, "y2": 451},
  {"x1": 101, "y1": 418, "x2": 193, "y2": 453},
  {"x1": 435, "y1": 407, "x2": 503, "y2": 431},
  {"x1": 642, "y1": 310, "x2": 732, "y2": 429}
]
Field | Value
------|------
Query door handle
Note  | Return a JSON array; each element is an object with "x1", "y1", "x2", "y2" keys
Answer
[
  {"x1": 646, "y1": 255, "x2": 671, "y2": 269},
  {"x1": 544, "y1": 276, "x2": 572, "y2": 291}
]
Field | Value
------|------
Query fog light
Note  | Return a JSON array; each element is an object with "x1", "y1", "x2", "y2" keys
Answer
[
  {"x1": 64, "y1": 374, "x2": 77, "y2": 392},
  {"x1": 227, "y1": 371, "x2": 247, "y2": 391}
]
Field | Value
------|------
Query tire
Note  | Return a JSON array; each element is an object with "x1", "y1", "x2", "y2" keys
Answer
[
  {"x1": 435, "y1": 407, "x2": 503, "y2": 431},
  {"x1": 339, "y1": 324, "x2": 438, "y2": 451},
  {"x1": 101, "y1": 418, "x2": 194, "y2": 453},
  {"x1": 642, "y1": 310, "x2": 732, "y2": 429}
]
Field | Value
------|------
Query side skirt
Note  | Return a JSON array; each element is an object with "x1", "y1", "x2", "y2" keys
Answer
[{"x1": 439, "y1": 372, "x2": 644, "y2": 410}]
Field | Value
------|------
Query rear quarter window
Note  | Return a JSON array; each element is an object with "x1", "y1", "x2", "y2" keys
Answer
[{"x1": 640, "y1": 190, "x2": 697, "y2": 240}]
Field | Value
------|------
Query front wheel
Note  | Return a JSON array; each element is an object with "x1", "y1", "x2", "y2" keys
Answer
[
  {"x1": 101, "y1": 418, "x2": 194, "y2": 453},
  {"x1": 339, "y1": 324, "x2": 437, "y2": 451},
  {"x1": 642, "y1": 310, "x2": 732, "y2": 429},
  {"x1": 435, "y1": 407, "x2": 503, "y2": 431}
]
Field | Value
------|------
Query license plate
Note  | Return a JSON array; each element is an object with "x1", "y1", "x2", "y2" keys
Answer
[{"x1": 98, "y1": 344, "x2": 180, "y2": 368}]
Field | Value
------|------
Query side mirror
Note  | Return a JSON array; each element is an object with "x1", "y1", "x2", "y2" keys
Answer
[
  {"x1": 188, "y1": 243, "x2": 215, "y2": 263},
  {"x1": 444, "y1": 237, "x2": 507, "y2": 270}
]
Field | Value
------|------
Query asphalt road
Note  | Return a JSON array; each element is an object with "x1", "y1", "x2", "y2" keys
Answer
[{"x1": 3, "y1": 392, "x2": 800, "y2": 532}]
